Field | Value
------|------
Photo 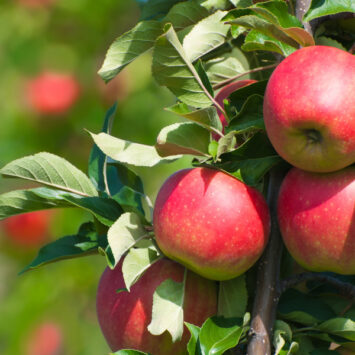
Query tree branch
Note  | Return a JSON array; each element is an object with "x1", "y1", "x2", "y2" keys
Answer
[
  {"x1": 246, "y1": 168, "x2": 285, "y2": 355},
  {"x1": 278, "y1": 272, "x2": 355, "y2": 301},
  {"x1": 295, "y1": 0, "x2": 313, "y2": 36}
]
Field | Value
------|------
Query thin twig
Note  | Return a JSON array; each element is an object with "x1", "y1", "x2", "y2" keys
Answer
[
  {"x1": 296, "y1": 0, "x2": 313, "y2": 36},
  {"x1": 278, "y1": 272, "x2": 355, "y2": 301},
  {"x1": 213, "y1": 64, "x2": 277, "y2": 90}
]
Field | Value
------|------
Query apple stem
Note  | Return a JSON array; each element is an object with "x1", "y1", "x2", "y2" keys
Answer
[
  {"x1": 212, "y1": 64, "x2": 277, "y2": 91},
  {"x1": 246, "y1": 168, "x2": 285, "y2": 355},
  {"x1": 278, "y1": 273, "x2": 355, "y2": 301}
]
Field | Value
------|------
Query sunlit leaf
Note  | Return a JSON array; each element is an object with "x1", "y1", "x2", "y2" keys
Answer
[
  {"x1": 304, "y1": 0, "x2": 355, "y2": 22},
  {"x1": 152, "y1": 24, "x2": 212, "y2": 108},
  {"x1": 148, "y1": 275, "x2": 186, "y2": 342},
  {"x1": 99, "y1": 21, "x2": 163, "y2": 81},
  {"x1": 0, "y1": 153, "x2": 98, "y2": 197},
  {"x1": 108, "y1": 212, "x2": 148, "y2": 267},
  {"x1": 90, "y1": 132, "x2": 181, "y2": 167},
  {"x1": 183, "y1": 11, "x2": 230, "y2": 63},
  {"x1": 156, "y1": 122, "x2": 211, "y2": 157}
]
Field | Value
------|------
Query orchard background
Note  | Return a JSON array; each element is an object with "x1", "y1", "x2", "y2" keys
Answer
[{"x1": 0, "y1": 0, "x2": 354, "y2": 355}]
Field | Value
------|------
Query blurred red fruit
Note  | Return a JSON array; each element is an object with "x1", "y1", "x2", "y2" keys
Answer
[
  {"x1": 18, "y1": 0, "x2": 55, "y2": 8},
  {"x1": 2, "y1": 210, "x2": 52, "y2": 247},
  {"x1": 26, "y1": 322, "x2": 63, "y2": 355},
  {"x1": 26, "y1": 72, "x2": 80, "y2": 115}
]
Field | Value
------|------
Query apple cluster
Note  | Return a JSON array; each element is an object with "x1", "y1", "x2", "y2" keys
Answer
[
  {"x1": 263, "y1": 45, "x2": 355, "y2": 275},
  {"x1": 96, "y1": 45, "x2": 354, "y2": 354}
]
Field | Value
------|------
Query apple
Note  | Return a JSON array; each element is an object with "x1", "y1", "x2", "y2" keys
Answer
[
  {"x1": 153, "y1": 167, "x2": 270, "y2": 281},
  {"x1": 96, "y1": 258, "x2": 217, "y2": 355},
  {"x1": 277, "y1": 166, "x2": 355, "y2": 274},
  {"x1": 26, "y1": 72, "x2": 80, "y2": 115},
  {"x1": 25, "y1": 322, "x2": 63, "y2": 355},
  {"x1": 263, "y1": 45, "x2": 355, "y2": 172},
  {"x1": 2, "y1": 210, "x2": 52, "y2": 247},
  {"x1": 18, "y1": 0, "x2": 55, "y2": 8}
]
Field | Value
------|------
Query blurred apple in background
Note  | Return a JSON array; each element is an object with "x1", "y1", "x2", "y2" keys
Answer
[
  {"x1": 17, "y1": 0, "x2": 55, "y2": 8},
  {"x1": 25, "y1": 321, "x2": 63, "y2": 355},
  {"x1": 26, "y1": 72, "x2": 80, "y2": 116},
  {"x1": 2, "y1": 210, "x2": 52, "y2": 247}
]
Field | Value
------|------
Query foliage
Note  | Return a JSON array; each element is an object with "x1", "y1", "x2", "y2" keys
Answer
[{"x1": 0, "y1": 0, "x2": 354, "y2": 354}]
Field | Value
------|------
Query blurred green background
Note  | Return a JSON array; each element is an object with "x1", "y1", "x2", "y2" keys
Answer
[{"x1": 0, "y1": 0, "x2": 189, "y2": 354}]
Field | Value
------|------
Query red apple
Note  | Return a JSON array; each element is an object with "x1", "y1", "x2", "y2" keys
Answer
[
  {"x1": 25, "y1": 322, "x2": 63, "y2": 355},
  {"x1": 18, "y1": 0, "x2": 55, "y2": 8},
  {"x1": 212, "y1": 80, "x2": 256, "y2": 141},
  {"x1": 153, "y1": 167, "x2": 270, "y2": 281},
  {"x1": 277, "y1": 167, "x2": 355, "y2": 274},
  {"x1": 2, "y1": 210, "x2": 52, "y2": 247},
  {"x1": 96, "y1": 258, "x2": 217, "y2": 355},
  {"x1": 26, "y1": 72, "x2": 80, "y2": 115},
  {"x1": 263, "y1": 45, "x2": 355, "y2": 172}
]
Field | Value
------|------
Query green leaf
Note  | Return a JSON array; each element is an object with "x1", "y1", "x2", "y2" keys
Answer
[
  {"x1": 107, "y1": 212, "x2": 148, "y2": 267},
  {"x1": 198, "y1": 316, "x2": 243, "y2": 355},
  {"x1": 167, "y1": 103, "x2": 223, "y2": 132},
  {"x1": 61, "y1": 194, "x2": 123, "y2": 227},
  {"x1": 185, "y1": 322, "x2": 201, "y2": 355},
  {"x1": 205, "y1": 48, "x2": 250, "y2": 85},
  {"x1": 164, "y1": 0, "x2": 210, "y2": 31},
  {"x1": 140, "y1": 0, "x2": 182, "y2": 20},
  {"x1": 227, "y1": 94, "x2": 265, "y2": 133},
  {"x1": 156, "y1": 122, "x2": 211, "y2": 157},
  {"x1": 0, "y1": 188, "x2": 70, "y2": 220},
  {"x1": 251, "y1": 1, "x2": 315, "y2": 47},
  {"x1": 229, "y1": 80, "x2": 268, "y2": 112},
  {"x1": 214, "y1": 132, "x2": 281, "y2": 185},
  {"x1": 278, "y1": 289, "x2": 336, "y2": 326},
  {"x1": 20, "y1": 222, "x2": 106, "y2": 274},
  {"x1": 216, "y1": 131, "x2": 237, "y2": 159},
  {"x1": 152, "y1": 24, "x2": 212, "y2": 108},
  {"x1": 317, "y1": 318, "x2": 355, "y2": 341},
  {"x1": 304, "y1": 0, "x2": 355, "y2": 22},
  {"x1": 88, "y1": 102, "x2": 117, "y2": 193},
  {"x1": 218, "y1": 275, "x2": 247, "y2": 318},
  {"x1": 273, "y1": 320, "x2": 293, "y2": 354},
  {"x1": 148, "y1": 274, "x2": 186, "y2": 342},
  {"x1": 0, "y1": 153, "x2": 98, "y2": 197},
  {"x1": 315, "y1": 36, "x2": 347, "y2": 51},
  {"x1": 242, "y1": 30, "x2": 296, "y2": 57},
  {"x1": 112, "y1": 186, "x2": 145, "y2": 216},
  {"x1": 98, "y1": 21, "x2": 163, "y2": 82},
  {"x1": 201, "y1": 0, "x2": 231, "y2": 11},
  {"x1": 90, "y1": 132, "x2": 181, "y2": 167},
  {"x1": 182, "y1": 11, "x2": 230, "y2": 63},
  {"x1": 122, "y1": 246, "x2": 162, "y2": 290}
]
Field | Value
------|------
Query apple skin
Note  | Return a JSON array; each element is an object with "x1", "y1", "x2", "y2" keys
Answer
[
  {"x1": 263, "y1": 45, "x2": 355, "y2": 172},
  {"x1": 18, "y1": 0, "x2": 54, "y2": 7},
  {"x1": 26, "y1": 322, "x2": 63, "y2": 355},
  {"x1": 277, "y1": 166, "x2": 355, "y2": 274},
  {"x1": 26, "y1": 72, "x2": 80, "y2": 115},
  {"x1": 2, "y1": 210, "x2": 52, "y2": 247},
  {"x1": 96, "y1": 258, "x2": 217, "y2": 355},
  {"x1": 153, "y1": 167, "x2": 270, "y2": 281}
]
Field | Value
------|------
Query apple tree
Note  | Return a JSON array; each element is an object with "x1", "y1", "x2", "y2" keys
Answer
[{"x1": 0, "y1": 0, "x2": 354, "y2": 354}]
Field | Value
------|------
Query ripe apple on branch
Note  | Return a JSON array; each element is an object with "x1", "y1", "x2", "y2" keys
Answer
[{"x1": 0, "y1": 1, "x2": 354, "y2": 355}]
